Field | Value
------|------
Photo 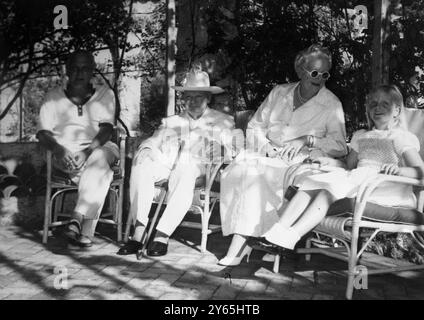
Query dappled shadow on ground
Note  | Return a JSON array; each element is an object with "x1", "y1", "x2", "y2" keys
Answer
[{"x1": 0, "y1": 224, "x2": 423, "y2": 300}]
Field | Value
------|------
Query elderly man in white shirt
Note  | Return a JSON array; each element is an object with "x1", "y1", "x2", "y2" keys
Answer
[
  {"x1": 118, "y1": 68, "x2": 237, "y2": 257},
  {"x1": 37, "y1": 51, "x2": 119, "y2": 247}
]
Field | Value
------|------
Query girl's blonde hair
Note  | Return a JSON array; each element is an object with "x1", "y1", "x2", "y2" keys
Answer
[{"x1": 365, "y1": 84, "x2": 406, "y2": 130}]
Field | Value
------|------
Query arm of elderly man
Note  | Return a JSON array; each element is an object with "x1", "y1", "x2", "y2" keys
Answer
[
  {"x1": 135, "y1": 110, "x2": 241, "y2": 166},
  {"x1": 36, "y1": 86, "x2": 116, "y2": 170}
]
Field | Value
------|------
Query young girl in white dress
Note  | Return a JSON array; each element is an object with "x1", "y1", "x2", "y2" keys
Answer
[{"x1": 256, "y1": 84, "x2": 424, "y2": 251}]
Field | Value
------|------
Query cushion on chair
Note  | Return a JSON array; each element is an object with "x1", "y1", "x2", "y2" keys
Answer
[
  {"x1": 404, "y1": 108, "x2": 424, "y2": 160},
  {"x1": 327, "y1": 197, "x2": 424, "y2": 225}
]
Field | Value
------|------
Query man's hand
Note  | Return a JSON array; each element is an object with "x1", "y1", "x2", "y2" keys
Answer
[
  {"x1": 53, "y1": 146, "x2": 76, "y2": 171},
  {"x1": 278, "y1": 137, "x2": 307, "y2": 161},
  {"x1": 73, "y1": 150, "x2": 89, "y2": 170}
]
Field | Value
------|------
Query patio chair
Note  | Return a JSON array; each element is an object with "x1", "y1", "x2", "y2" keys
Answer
[
  {"x1": 123, "y1": 109, "x2": 254, "y2": 254},
  {"x1": 274, "y1": 107, "x2": 424, "y2": 299},
  {"x1": 42, "y1": 127, "x2": 126, "y2": 244}
]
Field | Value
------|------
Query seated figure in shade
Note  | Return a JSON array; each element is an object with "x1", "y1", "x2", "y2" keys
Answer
[
  {"x1": 219, "y1": 44, "x2": 348, "y2": 266},
  {"x1": 118, "y1": 67, "x2": 240, "y2": 257},
  {"x1": 37, "y1": 51, "x2": 119, "y2": 247},
  {"x1": 250, "y1": 85, "x2": 424, "y2": 254}
]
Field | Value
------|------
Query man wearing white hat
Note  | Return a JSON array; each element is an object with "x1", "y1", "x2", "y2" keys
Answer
[{"x1": 118, "y1": 67, "x2": 237, "y2": 256}]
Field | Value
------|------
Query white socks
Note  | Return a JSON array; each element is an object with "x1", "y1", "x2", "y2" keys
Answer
[{"x1": 264, "y1": 223, "x2": 300, "y2": 250}]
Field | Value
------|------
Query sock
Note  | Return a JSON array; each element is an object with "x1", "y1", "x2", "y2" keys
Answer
[
  {"x1": 70, "y1": 211, "x2": 84, "y2": 225},
  {"x1": 81, "y1": 218, "x2": 96, "y2": 238},
  {"x1": 132, "y1": 221, "x2": 145, "y2": 242},
  {"x1": 154, "y1": 230, "x2": 169, "y2": 244}
]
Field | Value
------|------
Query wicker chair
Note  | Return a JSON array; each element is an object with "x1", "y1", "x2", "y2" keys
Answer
[
  {"x1": 123, "y1": 110, "x2": 254, "y2": 254},
  {"x1": 274, "y1": 107, "x2": 424, "y2": 299},
  {"x1": 42, "y1": 127, "x2": 126, "y2": 244}
]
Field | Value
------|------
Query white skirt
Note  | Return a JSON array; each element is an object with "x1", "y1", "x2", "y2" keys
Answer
[
  {"x1": 298, "y1": 166, "x2": 416, "y2": 208},
  {"x1": 219, "y1": 150, "x2": 309, "y2": 237}
]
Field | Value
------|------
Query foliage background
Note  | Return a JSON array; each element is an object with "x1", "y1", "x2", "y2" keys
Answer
[
  {"x1": 1, "y1": 0, "x2": 423, "y2": 139},
  {"x1": 1, "y1": 0, "x2": 424, "y2": 263}
]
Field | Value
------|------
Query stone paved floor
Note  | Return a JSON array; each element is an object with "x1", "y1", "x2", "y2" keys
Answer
[{"x1": 0, "y1": 224, "x2": 423, "y2": 300}]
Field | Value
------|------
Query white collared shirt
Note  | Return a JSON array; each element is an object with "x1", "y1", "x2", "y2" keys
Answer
[
  {"x1": 137, "y1": 107, "x2": 238, "y2": 168},
  {"x1": 247, "y1": 82, "x2": 347, "y2": 158},
  {"x1": 38, "y1": 85, "x2": 115, "y2": 153}
]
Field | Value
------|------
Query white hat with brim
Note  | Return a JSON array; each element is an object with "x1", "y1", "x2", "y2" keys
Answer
[{"x1": 172, "y1": 69, "x2": 225, "y2": 94}]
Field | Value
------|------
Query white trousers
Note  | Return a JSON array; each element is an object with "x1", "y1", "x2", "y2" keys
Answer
[
  {"x1": 129, "y1": 156, "x2": 204, "y2": 236},
  {"x1": 54, "y1": 142, "x2": 119, "y2": 236},
  {"x1": 72, "y1": 143, "x2": 119, "y2": 223}
]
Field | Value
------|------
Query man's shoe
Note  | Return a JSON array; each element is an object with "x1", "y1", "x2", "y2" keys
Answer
[
  {"x1": 63, "y1": 221, "x2": 81, "y2": 242},
  {"x1": 117, "y1": 240, "x2": 143, "y2": 255},
  {"x1": 247, "y1": 237, "x2": 282, "y2": 255},
  {"x1": 76, "y1": 235, "x2": 93, "y2": 248},
  {"x1": 147, "y1": 241, "x2": 168, "y2": 257}
]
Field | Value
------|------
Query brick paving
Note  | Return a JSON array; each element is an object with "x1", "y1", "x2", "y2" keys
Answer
[{"x1": 0, "y1": 224, "x2": 423, "y2": 300}]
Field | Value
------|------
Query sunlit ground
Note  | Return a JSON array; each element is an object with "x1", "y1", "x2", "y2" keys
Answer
[{"x1": 0, "y1": 221, "x2": 423, "y2": 300}]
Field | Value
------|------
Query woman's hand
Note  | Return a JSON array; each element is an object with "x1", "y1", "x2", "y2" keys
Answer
[
  {"x1": 265, "y1": 143, "x2": 280, "y2": 158},
  {"x1": 278, "y1": 137, "x2": 307, "y2": 161},
  {"x1": 380, "y1": 163, "x2": 400, "y2": 175}
]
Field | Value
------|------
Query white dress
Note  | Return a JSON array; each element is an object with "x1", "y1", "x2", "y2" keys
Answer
[
  {"x1": 220, "y1": 82, "x2": 348, "y2": 237},
  {"x1": 299, "y1": 128, "x2": 421, "y2": 208}
]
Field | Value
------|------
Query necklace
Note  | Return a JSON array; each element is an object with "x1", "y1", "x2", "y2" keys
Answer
[
  {"x1": 296, "y1": 85, "x2": 308, "y2": 104},
  {"x1": 294, "y1": 85, "x2": 307, "y2": 111}
]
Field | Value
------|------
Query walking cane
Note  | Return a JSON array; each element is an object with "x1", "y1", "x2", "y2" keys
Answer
[{"x1": 136, "y1": 140, "x2": 186, "y2": 260}]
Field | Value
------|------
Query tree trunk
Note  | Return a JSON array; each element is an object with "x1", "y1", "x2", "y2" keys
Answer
[
  {"x1": 372, "y1": 0, "x2": 391, "y2": 86},
  {"x1": 166, "y1": 0, "x2": 177, "y2": 116}
]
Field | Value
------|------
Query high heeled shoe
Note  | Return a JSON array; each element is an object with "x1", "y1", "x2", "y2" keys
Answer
[{"x1": 218, "y1": 246, "x2": 252, "y2": 266}]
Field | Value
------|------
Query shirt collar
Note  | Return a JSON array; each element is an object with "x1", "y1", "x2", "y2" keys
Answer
[{"x1": 183, "y1": 106, "x2": 211, "y2": 121}]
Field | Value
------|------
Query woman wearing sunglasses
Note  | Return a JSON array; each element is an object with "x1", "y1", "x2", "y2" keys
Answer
[{"x1": 219, "y1": 44, "x2": 348, "y2": 266}]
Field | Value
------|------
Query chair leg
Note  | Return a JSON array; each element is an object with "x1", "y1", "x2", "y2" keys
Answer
[
  {"x1": 53, "y1": 192, "x2": 64, "y2": 223},
  {"x1": 124, "y1": 210, "x2": 132, "y2": 243},
  {"x1": 116, "y1": 184, "x2": 124, "y2": 243},
  {"x1": 346, "y1": 225, "x2": 360, "y2": 300},
  {"x1": 200, "y1": 192, "x2": 211, "y2": 253},
  {"x1": 138, "y1": 188, "x2": 167, "y2": 259},
  {"x1": 43, "y1": 184, "x2": 52, "y2": 244},
  {"x1": 346, "y1": 260, "x2": 357, "y2": 300},
  {"x1": 273, "y1": 254, "x2": 280, "y2": 273},
  {"x1": 305, "y1": 238, "x2": 312, "y2": 262}
]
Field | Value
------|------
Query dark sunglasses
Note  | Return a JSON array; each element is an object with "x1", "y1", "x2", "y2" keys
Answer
[{"x1": 302, "y1": 67, "x2": 330, "y2": 80}]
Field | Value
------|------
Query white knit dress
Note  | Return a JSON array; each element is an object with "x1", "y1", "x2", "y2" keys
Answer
[{"x1": 298, "y1": 128, "x2": 420, "y2": 208}]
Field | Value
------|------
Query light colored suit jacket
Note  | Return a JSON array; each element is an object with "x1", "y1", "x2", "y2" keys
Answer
[{"x1": 137, "y1": 108, "x2": 240, "y2": 168}]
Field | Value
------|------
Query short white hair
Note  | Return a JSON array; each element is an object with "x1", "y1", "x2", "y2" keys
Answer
[{"x1": 294, "y1": 44, "x2": 332, "y2": 78}]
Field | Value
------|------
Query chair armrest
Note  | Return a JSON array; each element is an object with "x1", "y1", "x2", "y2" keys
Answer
[
  {"x1": 352, "y1": 174, "x2": 424, "y2": 224},
  {"x1": 205, "y1": 159, "x2": 226, "y2": 191}
]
